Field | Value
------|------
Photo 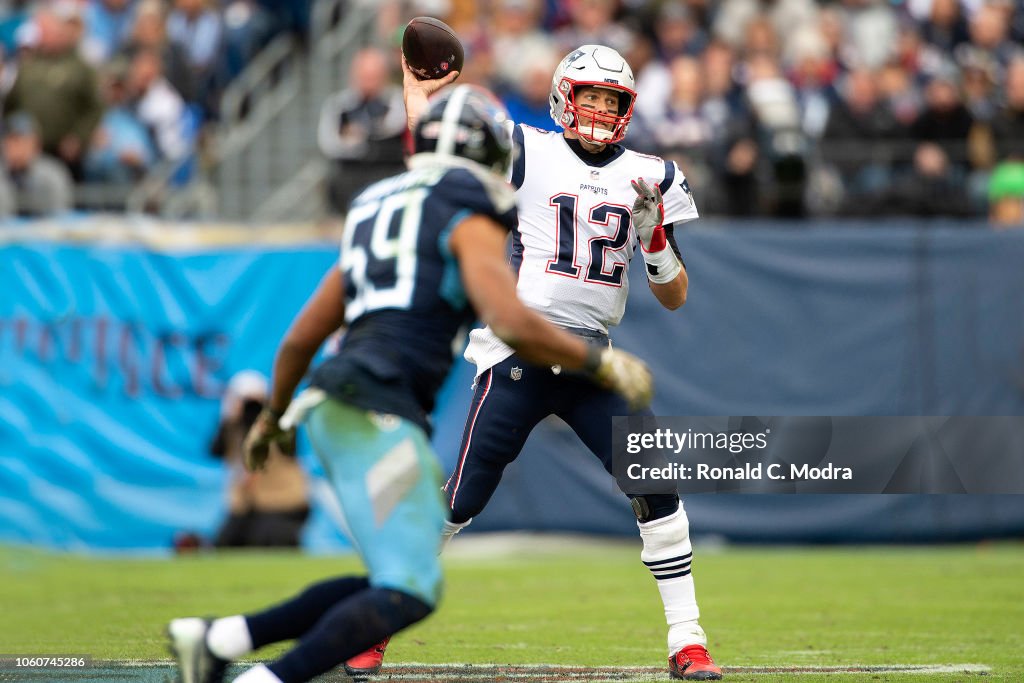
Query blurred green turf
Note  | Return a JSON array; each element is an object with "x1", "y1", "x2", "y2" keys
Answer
[{"x1": 1, "y1": 541, "x2": 1021, "y2": 682}]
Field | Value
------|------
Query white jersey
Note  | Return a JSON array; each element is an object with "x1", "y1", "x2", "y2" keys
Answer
[{"x1": 465, "y1": 124, "x2": 699, "y2": 374}]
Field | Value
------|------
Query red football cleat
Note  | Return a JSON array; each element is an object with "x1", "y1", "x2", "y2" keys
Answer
[
  {"x1": 344, "y1": 637, "x2": 390, "y2": 677},
  {"x1": 669, "y1": 644, "x2": 723, "y2": 680}
]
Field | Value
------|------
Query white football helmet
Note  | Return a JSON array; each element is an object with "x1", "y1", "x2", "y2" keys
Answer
[{"x1": 549, "y1": 44, "x2": 636, "y2": 144}]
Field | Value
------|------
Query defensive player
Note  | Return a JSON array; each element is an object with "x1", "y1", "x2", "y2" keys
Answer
[
  {"x1": 352, "y1": 46, "x2": 722, "y2": 681},
  {"x1": 166, "y1": 85, "x2": 653, "y2": 683}
]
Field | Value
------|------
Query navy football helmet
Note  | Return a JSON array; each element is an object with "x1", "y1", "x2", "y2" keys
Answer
[{"x1": 412, "y1": 84, "x2": 513, "y2": 177}]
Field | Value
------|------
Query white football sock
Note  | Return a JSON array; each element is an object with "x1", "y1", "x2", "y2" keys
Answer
[
  {"x1": 638, "y1": 504, "x2": 707, "y2": 655},
  {"x1": 206, "y1": 615, "x2": 253, "y2": 660},
  {"x1": 233, "y1": 664, "x2": 282, "y2": 683},
  {"x1": 439, "y1": 518, "x2": 472, "y2": 553}
]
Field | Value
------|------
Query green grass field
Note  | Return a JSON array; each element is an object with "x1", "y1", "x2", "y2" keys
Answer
[{"x1": 1, "y1": 539, "x2": 1022, "y2": 682}]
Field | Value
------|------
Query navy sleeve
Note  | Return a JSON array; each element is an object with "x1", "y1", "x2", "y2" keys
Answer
[
  {"x1": 434, "y1": 168, "x2": 517, "y2": 233},
  {"x1": 510, "y1": 124, "x2": 526, "y2": 189},
  {"x1": 658, "y1": 159, "x2": 675, "y2": 195}
]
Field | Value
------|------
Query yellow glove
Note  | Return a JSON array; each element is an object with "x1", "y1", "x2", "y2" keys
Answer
[{"x1": 585, "y1": 346, "x2": 654, "y2": 410}]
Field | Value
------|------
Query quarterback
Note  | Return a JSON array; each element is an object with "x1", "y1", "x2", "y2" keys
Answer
[{"x1": 351, "y1": 45, "x2": 722, "y2": 681}]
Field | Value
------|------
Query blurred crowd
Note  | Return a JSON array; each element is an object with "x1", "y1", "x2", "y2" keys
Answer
[
  {"x1": 322, "y1": 0, "x2": 1024, "y2": 225},
  {"x1": 3, "y1": 0, "x2": 1022, "y2": 224},
  {"x1": 0, "y1": 0, "x2": 310, "y2": 217}
]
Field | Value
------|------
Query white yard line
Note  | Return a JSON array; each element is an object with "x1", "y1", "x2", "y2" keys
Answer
[{"x1": 111, "y1": 660, "x2": 993, "y2": 676}]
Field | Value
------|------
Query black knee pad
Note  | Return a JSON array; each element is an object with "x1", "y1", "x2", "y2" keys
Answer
[
  {"x1": 370, "y1": 588, "x2": 434, "y2": 633},
  {"x1": 630, "y1": 494, "x2": 680, "y2": 523}
]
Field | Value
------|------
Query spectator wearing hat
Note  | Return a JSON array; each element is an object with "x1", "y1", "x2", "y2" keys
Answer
[
  {"x1": 987, "y1": 160, "x2": 1024, "y2": 226},
  {"x1": 210, "y1": 370, "x2": 310, "y2": 548},
  {"x1": 0, "y1": 112, "x2": 74, "y2": 217}
]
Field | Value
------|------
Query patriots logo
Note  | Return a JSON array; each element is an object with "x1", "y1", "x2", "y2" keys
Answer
[{"x1": 679, "y1": 178, "x2": 693, "y2": 204}]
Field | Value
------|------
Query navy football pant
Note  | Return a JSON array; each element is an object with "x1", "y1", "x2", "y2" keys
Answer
[{"x1": 443, "y1": 355, "x2": 675, "y2": 524}]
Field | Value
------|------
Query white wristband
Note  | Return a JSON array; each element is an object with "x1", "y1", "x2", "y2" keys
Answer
[{"x1": 642, "y1": 247, "x2": 681, "y2": 284}]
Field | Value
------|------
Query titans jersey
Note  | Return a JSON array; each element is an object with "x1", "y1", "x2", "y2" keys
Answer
[
  {"x1": 465, "y1": 124, "x2": 698, "y2": 374},
  {"x1": 311, "y1": 162, "x2": 517, "y2": 433}
]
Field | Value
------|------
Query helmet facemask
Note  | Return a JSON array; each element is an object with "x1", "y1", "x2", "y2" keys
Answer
[{"x1": 559, "y1": 79, "x2": 636, "y2": 144}]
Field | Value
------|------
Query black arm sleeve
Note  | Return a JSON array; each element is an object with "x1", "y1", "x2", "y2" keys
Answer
[{"x1": 663, "y1": 223, "x2": 686, "y2": 269}]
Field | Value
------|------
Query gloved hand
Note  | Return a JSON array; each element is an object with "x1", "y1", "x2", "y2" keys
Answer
[
  {"x1": 631, "y1": 177, "x2": 681, "y2": 284},
  {"x1": 630, "y1": 177, "x2": 666, "y2": 252},
  {"x1": 585, "y1": 346, "x2": 653, "y2": 410},
  {"x1": 243, "y1": 408, "x2": 296, "y2": 472}
]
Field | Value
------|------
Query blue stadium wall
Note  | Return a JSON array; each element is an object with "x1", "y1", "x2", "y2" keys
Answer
[{"x1": 2, "y1": 221, "x2": 1023, "y2": 551}]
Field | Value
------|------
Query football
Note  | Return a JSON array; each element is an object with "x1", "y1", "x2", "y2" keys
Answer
[{"x1": 402, "y1": 16, "x2": 464, "y2": 81}]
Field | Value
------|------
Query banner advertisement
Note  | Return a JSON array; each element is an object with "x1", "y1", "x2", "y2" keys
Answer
[{"x1": 4, "y1": 223, "x2": 1024, "y2": 549}]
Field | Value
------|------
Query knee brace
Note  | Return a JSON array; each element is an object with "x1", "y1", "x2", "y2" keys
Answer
[
  {"x1": 638, "y1": 502, "x2": 691, "y2": 567},
  {"x1": 630, "y1": 494, "x2": 680, "y2": 523}
]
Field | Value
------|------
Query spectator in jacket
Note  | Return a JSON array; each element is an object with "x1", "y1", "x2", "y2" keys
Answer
[
  {"x1": 3, "y1": 4, "x2": 104, "y2": 179},
  {"x1": 0, "y1": 112, "x2": 74, "y2": 217},
  {"x1": 317, "y1": 47, "x2": 405, "y2": 213}
]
